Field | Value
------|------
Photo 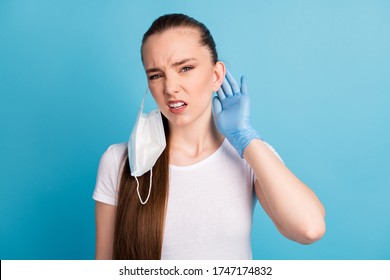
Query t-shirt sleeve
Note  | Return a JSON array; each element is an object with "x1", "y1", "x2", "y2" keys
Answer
[
  {"x1": 92, "y1": 145, "x2": 123, "y2": 206},
  {"x1": 263, "y1": 141, "x2": 284, "y2": 164},
  {"x1": 252, "y1": 141, "x2": 284, "y2": 185}
]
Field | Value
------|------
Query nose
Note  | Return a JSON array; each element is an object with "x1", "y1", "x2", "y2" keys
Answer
[{"x1": 163, "y1": 73, "x2": 180, "y2": 96}]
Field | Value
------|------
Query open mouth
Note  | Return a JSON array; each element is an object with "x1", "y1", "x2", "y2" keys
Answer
[
  {"x1": 167, "y1": 100, "x2": 188, "y2": 113},
  {"x1": 168, "y1": 101, "x2": 187, "y2": 109}
]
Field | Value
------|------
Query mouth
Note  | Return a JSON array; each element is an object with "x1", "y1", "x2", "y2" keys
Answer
[{"x1": 167, "y1": 100, "x2": 187, "y2": 113}]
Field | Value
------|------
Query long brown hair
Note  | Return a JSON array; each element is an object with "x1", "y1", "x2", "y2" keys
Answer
[{"x1": 113, "y1": 13, "x2": 219, "y2": 259}]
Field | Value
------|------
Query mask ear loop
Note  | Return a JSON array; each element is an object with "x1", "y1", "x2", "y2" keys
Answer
[
  {"x1": 139, "y1": 87, "x2": 149, "y2": 111},
  {"x1": 135, "y1": 169, "x2": 153, "y2": 205}
]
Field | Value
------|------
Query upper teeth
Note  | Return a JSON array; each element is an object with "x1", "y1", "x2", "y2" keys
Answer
[{"x1": 169, "y1": 102, "x2": 184, "y2": 108}]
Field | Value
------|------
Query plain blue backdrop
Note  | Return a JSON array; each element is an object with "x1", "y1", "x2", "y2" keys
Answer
[{"x1": 1, "y1": 0, "x2": 389, "y2": 259}]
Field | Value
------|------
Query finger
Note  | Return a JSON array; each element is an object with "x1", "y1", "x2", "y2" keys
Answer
[
  {"x1": 212, "y1": 96, "x2": 223, "y2": 114},
  {"x1": 217, "y1": 87, "x2": 226, "y2": 100},
  {"x1": 221, "y1": 78, "x2": 233, "y2": 97},
  {"x1": 226, "y1": 69, "x2": 240, "y2": 95},
  {"x1": 241, "y1": 76, "x2": 248, "y2": 95}
]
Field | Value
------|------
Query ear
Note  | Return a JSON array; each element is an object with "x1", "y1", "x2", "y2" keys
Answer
[{"x1": 212, "y1": 61, "x2": 226, "y2": 92}]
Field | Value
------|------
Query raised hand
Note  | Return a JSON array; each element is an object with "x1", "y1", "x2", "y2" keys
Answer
[{"x1": 213, "y1": 70, "x2": 261, "y2": 157}]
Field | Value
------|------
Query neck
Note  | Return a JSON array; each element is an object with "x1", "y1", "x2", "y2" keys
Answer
[{"x1": 168, "y1": 111, "x2": 224, "y2": 160}]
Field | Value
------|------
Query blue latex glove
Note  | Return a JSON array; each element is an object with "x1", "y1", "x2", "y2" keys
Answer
[{"x1": 213, "y1": 70, "x2": 261, "y2": 158}]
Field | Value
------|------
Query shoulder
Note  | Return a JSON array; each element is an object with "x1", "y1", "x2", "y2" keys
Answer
[
  {"x1": 98, "y1": 142, "x2": 128, "y2": 180},
  {"x1": 103, "y1": 142, "x2": 127, "y2": 161},
  {"x1": 92, "y1": 142, "x2": 127, "y2": 206},
  {"x1": 97, "y1": 142, "x2": 127, "y2": 175}
]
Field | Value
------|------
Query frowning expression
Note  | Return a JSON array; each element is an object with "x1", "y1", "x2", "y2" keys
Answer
[{"x1": 142, "y1": 27, "x2": 223, "y2": 127}]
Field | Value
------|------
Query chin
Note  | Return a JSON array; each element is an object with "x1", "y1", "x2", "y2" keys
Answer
[
  {"x1": 165, "y1": 115, "x2": 192, "y2": 128},
  {"x1": 169, "y1": 119, "x2": 190, "y2": 127}
]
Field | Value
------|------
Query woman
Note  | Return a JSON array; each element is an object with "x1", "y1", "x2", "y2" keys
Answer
[{"x1": 93, "y1": 13, "x2": 326, "y2": 260}]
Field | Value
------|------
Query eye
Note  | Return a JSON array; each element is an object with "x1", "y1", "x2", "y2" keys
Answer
[
  {"x1": 181, "y1": 66, "x2": 194, "y2": 72},
  {"x1": 149, "y1": 74, "x2": 162, "y2": 80}
]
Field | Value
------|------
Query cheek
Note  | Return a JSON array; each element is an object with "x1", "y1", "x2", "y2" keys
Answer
[
  {"x1": 190, "y1": 76, "x2": 214, "y2": 110},
  {"x1": 149, "y1": 87, "x2": 164, "y2": 107},
  {"x1": 189, "y1": 70, "x2": 214, "y2": 94}
]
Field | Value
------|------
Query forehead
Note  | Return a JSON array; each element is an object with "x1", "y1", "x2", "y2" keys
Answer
[{"x1": 142, "y1": 27, "x2": 210, "y2": 67}]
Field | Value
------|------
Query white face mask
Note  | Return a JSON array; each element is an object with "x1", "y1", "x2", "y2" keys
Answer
[{"x1": 128, "y1": 88, "x2": 166, "y2": 204}]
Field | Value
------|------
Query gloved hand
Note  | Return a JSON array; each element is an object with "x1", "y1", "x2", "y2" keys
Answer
[{"x1": 213, "y1": 70, "x2": 261, "y2": 158}]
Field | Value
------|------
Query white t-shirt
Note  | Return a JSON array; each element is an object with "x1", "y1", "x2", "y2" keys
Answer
[{"x1": 92, "y1": 139, "x2": 282, "y2": 260}]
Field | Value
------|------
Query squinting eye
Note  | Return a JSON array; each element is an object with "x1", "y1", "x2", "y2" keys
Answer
[
  {"x1": 149, "y1": 74, "x2": 161, "y2": 80},
  {"x1": 181, "y1": 66, "x2": 194, "y2": 72}
]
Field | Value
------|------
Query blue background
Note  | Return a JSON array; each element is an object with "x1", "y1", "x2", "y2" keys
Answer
[{"x1": 1, "y1": 0, "x2": 389, "y2": 260}]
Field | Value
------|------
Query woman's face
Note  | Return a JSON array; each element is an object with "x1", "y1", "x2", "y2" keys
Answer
[{"x1": 142, "y1": 27, "x2": 224, "y2": 128}]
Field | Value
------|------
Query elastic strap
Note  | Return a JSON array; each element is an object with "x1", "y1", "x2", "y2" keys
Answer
[
  {"x1": 135, "y1": 168, "x2": 153, "y2": 205},
  {"x1": 139, "y1": 87, "x2": 149, "y2": 112}
]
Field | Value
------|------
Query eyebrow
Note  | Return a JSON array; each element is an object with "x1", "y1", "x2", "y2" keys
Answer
[{"x1": 145, "y1": 58, "x2": 198, "y2": 74}]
